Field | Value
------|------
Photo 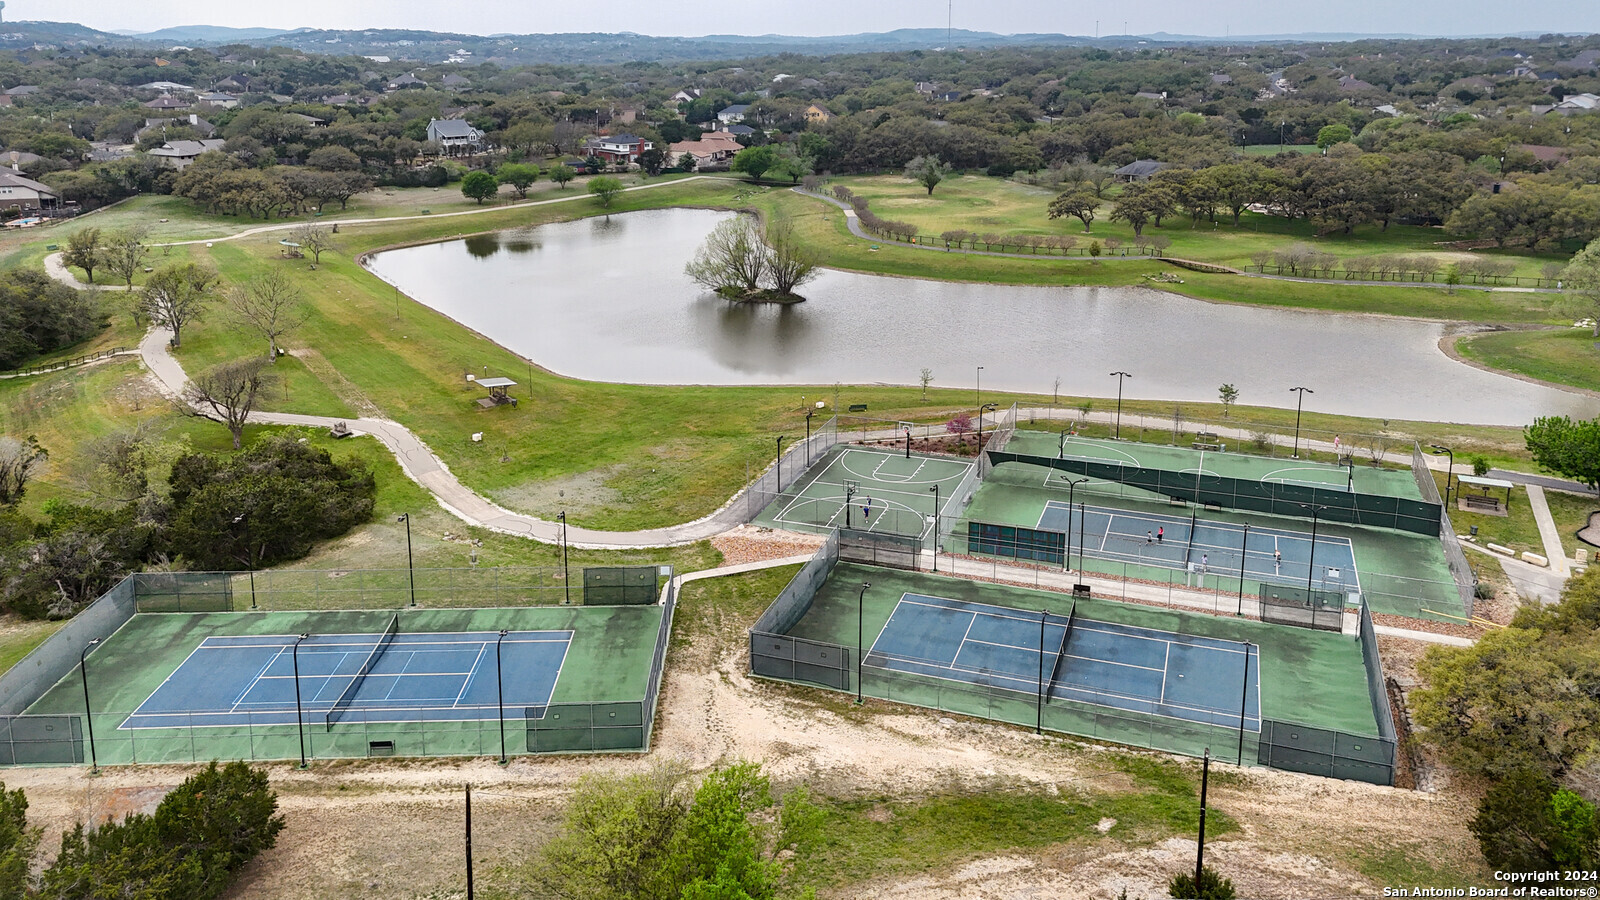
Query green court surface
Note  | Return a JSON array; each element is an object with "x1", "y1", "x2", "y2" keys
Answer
[
  {"x1": 785, "y1": 563, "x2": 1377, "y2": 760},
  {"x1": 970, "y1": 439, "x2": 1464, "y2": 623},
  {"x1": 1007, "y1": 431, "x2": 1423, "y2": 500},
  {"x1": 752, "y1": 445, "x2": 976, "y2": 538},
  {"x1": 24, "y1": 605, "x2": 662, "y2": 765}
]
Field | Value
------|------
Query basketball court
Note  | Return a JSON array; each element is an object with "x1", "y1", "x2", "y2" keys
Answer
[{"x1": 754, "y1": 445, "x2": 976, "y2": 538}]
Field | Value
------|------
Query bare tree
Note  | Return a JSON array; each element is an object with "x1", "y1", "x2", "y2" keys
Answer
[
  {"x1": 0, "y1": 435, "x2": 47, "y2": 506},
  {"x1": 292, "y1": 224, "x2": 334, "y2": 265},
  {"x1": 684, "y1": 216, "x2": 767, "y2": 295},
  {"x1": 100, "y1": 228, "x2": 148, "y2": 288},
  {"x1": 140, "y1": 262, "x2": 217, "y2": 348},
  {"x1": 229, "y1": 269, "x2": 309, "y2": 360},
  {"x1": 920, "y1": 368, "x2": 934, "y2": 402},
  {"x1": 764, "y1": 216, "x2": 820, "y2": 297},
  {"x1": 185, "y1": 358, "x2": 274, "y2": 450}
]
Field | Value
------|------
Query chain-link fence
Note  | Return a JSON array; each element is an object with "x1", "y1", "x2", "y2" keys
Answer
[
  {"x1": 1258, "y1": 583, "x2": 1346, "y2": 632},
  {"x1": 839, "y1": 528, "x2": 924, "y2": 571},
  {"x1": 736, "y1": 416, "x2": 842, "y2": 520},
  {"x1": 1412, "y1": 443, "x2": 1478, "y2": 619}
]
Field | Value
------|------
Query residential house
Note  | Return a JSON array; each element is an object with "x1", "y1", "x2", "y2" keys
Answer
[
  {"x1": 585, "y1": 134, "x2": 653, "y2": 167},
  {"x1": 139, "y1": 114, "x2": 216, "y2": 140},
  {"x1": 1337, "y1": 75, "x2": 1378, "y2": 92},
  {"x1": 936, "y1": 91, "x2": 962, "y2": 102},
  {"x1": 668, "y1": 131, "x2": 742, "y2": 169},
  {"x1": 717, "y1": 104, "x2": 750, "y2": 124},
  {"x1": 426, "y1": 118, "x2": 484, "y2": 155},
  {"x1": 0, "y1": 169, "x2": 59, "y2": 210},
  {"x1": 289, "y1": 113, "x2": 326, "y2": 128},
  {"x1": 1134, "y1": 90, "x2": 1167, "y2": 101},
  {"x1": 799, "y1": 78, "x2": 823, "y2": 89},
  {"x1": 386, "y1": 73, "x2": 427, "y2": 92},
  {"x1": 1563, "y1": 49, "x2": 1600, "y2": 70},
  {"x1": 915, "y1": 81, "x2": 939, "y2": 94},
  {"x1": 804, "y1": 103, "x2": 833, "y2": 124},
  {"x1": 88, "y1": 142, "x2": 133, "y2": 163},
  {"x1": 1541, "y1": 92, "x2": 1600, "y2": 115},
  {"x1": 0, "y1": 150, "x2": 41, "y2": 167},
  {"x1": 138, "y1": 81, "x2": 194, "y2": 93},
  {"x1": 1112, "y1": 160, "x2": 1169, "y2": 182},
  {"x1": 146, "y1": 138, "x2": 227, "y2": 170},
  {"x1": 3, "y1": 85, "x2": 37, "y2": 96},
  {"x1": 724, "y1": 124, "x2": 757, "y2": 137},
  {"x1": 669, "y1": 88, "x2": 702, "y2": 104},
  {"x1": 143, "y1": 95, "x2": 190, "y2": 111},
  {"x1": 1441, "y1": 76, "x2": 1495, "y2": 99},
  {"x1": 441, "y1": 74, "x2": 470, "y2": 90},
  {"x1": 197, "y1": 91, "x2": 238, "y2": 109},
  {"x1": 1210, "y1": 73, "x2": 1233, "y2": 85}
]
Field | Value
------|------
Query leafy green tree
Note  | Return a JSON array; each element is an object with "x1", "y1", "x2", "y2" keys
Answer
[
  {"x1": 0, "y1": 269, "x2": 101, "y2": 369},
  {"x1": 730, "y1": 145, "x2": 778, "y2": 181},
  {"x1": 533, "y1": 761, "x2": 690, "y2": 900},
  {"x1": 768, "y1": 145, "x2": 814, "y2": 185},
  {"x1": 61, "y1": 226, "x2": 102, "y2": 283},
  {"x1": 549, "y1": 164, "x2": 577, "y2": 189},
  {"x1": 1315, "y1": 124, "x2": 1354, "y2": 149},
  {"x1": 0, "y1": 435, "x2": 47, "y2": 507},
  {"x1": 0, "y1": 782, "x2": 39, "y2": 900},
  {"x1": 496, "y1": 162, "x2": 541, "y2": 199},
  {"x1": 100, "y1": 228, "x2": 147, "y2": 288},
  {"x1": 1109, "y1": 183, "x2": 1166, "y2": 236},
  {"x1": 1525, "y1": 416, "x2": 1600, "y2": 492},
  {"x1": 904, "y1": 154, "x2": 953, "y2": 195},
  {"x1": 168, "y1": 433, "x2": 376, "y2": 568},
  {"x1": 1559, "y1": 238, "x2": 1600, "y2": 336},
  {"x1": 1471, "y1": 769, "x2": 1600, "y2": 875},
  {"x1": 589, "y1": 175, "x2": 625, "y2": 209},
  {"x1": 637, "y1": 147, "x2": 667, "y2": 177},
  {"x1": 1218, "y1": 384, "x2": 1239, "y2": 416},
  {"x1": 1048, "y1": 187, "x2": 1100, "y2": 232},
  {"x1": 305, "y1": 145, "x2": 361, "y2": 171},
  {"x1": 460, "y1": 170, "x2": 500, "y2": 204},
  {"x1": 1169, "y1": 866, "x2": 1236, "y2": 899}
]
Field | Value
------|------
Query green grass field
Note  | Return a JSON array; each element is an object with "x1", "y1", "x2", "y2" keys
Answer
[
  {"x1": 825, "y1": 173, "x2": 1566, "y2": 279},
  {"x1": 1455, "y1": 326, "x2": 1600, "y2": 393}
]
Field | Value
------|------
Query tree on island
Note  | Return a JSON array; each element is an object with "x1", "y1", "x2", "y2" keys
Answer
[
  {"x1": 904, "y1": 155, "x2": 953, "y2": 196},
  {"x1": 684, "y1": 214, "x2": 818, "y2": 302},
  {"x1": 764, "y1": 216, "x2": 820, "y2": 295}
]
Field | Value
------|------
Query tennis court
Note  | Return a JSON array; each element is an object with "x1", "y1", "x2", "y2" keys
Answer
[
  {"x1": 867, "y1": 593, "x2": 1258, "y2": 730},
  {"x1": 121, "y1": 629, "x2": 572, "y2": 731},
  {"x1": 753, "y1": 445, "x2": 976, "y2": 538},
  {"x1": 1037, "y1": 501, "x2": 1359, "y2": 592}
]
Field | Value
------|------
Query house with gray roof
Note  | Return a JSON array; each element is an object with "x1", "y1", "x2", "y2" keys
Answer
[
  {"x1": 717, "y1": 104, "x2": 751, "y2": 124},
  {"x1": 148, "y1": 138, "x2": 227, "y2": 170},
  {"x1": 1112, "y1": 160, "x2": 1169, "y2": 182},
  {"x1": 426, "y1": 118, "x2": 484, "y2": 155},
  {"x1": 0, "y1": 169, "x2": 60, "y2": 209}
]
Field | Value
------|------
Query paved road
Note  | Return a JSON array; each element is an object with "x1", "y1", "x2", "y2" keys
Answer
[{"x1": 1489, "y1": 468, "x2": 1595, "y2": 495}]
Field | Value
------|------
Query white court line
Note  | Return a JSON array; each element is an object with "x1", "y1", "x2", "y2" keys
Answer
[
  {"x1": 1159, "y1": 642, "x2": 1171, "y2": 704},
  {"x1": 226, "y1": 644, "x2": 289, "y2": 715},
  {"x1": 453, "y1": 643, "x2": 491, "y2": 708}
]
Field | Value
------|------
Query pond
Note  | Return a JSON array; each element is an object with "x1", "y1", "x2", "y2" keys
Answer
[{"x1": 365, "y1": 208, "x2": 1597, "y2": 426}]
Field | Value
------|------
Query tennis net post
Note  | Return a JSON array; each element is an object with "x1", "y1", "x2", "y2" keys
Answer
[
  {"x1": 1046, "y1": 601, "x2": 1077, "y2": 698},
  {"x1": 325, "y1": 614, "x2": 399, "y2": 731}
]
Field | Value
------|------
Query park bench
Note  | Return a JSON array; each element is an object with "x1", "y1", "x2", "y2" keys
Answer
[
  {"x1": 848, "y1": 403, "x2": 868, "y2": 412},
  {"x1": 1192, "y1": 431, "x2": 1224, "y2": 452},
  {"x1": 1463, "y1": 494, "x2": 1503, "y2": 513}
]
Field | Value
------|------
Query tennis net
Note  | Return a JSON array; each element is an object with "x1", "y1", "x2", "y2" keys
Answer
[
  {"x1": 1183, "y1": 508, "x2": 1198, "y2": 567},
  {"x1": 1047, "y1": 602, "x2": 1077, "y2": 693},
  {"x1": 325, "y1": 614, "x2": 399, "y2": 731}
]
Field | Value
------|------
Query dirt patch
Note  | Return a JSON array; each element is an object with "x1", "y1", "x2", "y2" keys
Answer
[
  {"x1": 488, "y1": 466, "x2": 623, "y2": 518},
  {"x1": 712, "y1": 525, "x2": 826, "y2": 565}
]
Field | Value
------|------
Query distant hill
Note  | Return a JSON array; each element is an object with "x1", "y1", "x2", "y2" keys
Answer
[{"x1": 132, "y1": 25, "x2": 299, "y2": 43}]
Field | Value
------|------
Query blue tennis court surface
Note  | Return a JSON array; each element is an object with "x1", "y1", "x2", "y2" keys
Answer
[
  {"x1": 120, "y1": 630, "x2": 571, "y2": 729},
  {"x1": 865, "y1": 594, "x2": 1259, "y2": 730},
  {"x1": 1038, "y1": 501, "x2": 1359, "y2": 593}
]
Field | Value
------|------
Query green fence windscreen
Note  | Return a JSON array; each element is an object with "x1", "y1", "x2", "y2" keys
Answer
[
  {"x1": 987, "y1": 451, "x2": 1442, "y2": 537},
  {"x1": 582, "y1": 567, "x2": 659, "y2": 606}
]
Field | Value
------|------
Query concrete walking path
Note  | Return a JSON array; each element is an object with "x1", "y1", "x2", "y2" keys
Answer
[
  {"x1": 1524, "y1": 484, "x2": 1572, "y2": 576},
  {"x1": 1463, "y1": 541, "x2": 1566, "y2": 604}
]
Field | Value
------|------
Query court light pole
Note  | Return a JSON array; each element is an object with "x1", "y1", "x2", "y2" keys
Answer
[
  {"x1": 1298, "y1": 503, "x2": 1327, "y2": 600},
  {"x1": 978, "y1": 403, "x2": 996, "y2": 453},
  {"x1": 1430, "y1": 444, "x2": 1455, "y2": 506},
  {"x1": 1110, "y1": 372, "x2": 1131, "y2": 439},
  {"x1": 1078, "y1": 501, "x2": 1087, "y2": 574},
  {"x1": 856, "y1": 582, "x2": 871, "y2": 704},
  {"x1": 292, "y1": 633, "x2": 310, "y2": 768},
  {"x1": 1237, "y1": 644, "x2": 1253, "y2": 765},
  {"x1": 1063, "y1": 477, "x2": 1088, "y2": 573},
  {"x1": 397, "y1": 513, "x2": 416, "y2": 607},
  {"x1": 1289, "y1": 387, "x2": 1314, "y2": 459},
  {"x1": 1036, "y1": 609, "x2": 1047, "y2": 735},
  {"x1": 557, "y1": 512, "x2": 570, "y2": 605},
  {"x1": 79, "y1": 639, "x2": 100, "y2": 775},
  {"x1": 1236, "y1": 525, "x2": 1250, "y2": 616},
  {"x1": 776, "y1": 436, "x2": 785, "y2": 490},
  {"x1": 804, "y1": 409, "x2": 814, "y2": 466},
  {"x1": 976, "y1": 365, "x2": 983, "y2": 413},
  {"x1": 495, "y1": 630, "x2": 508, "y2": 765},
  {"x1": 929, "y1": 484, "x2": 941, "y2": 572}
]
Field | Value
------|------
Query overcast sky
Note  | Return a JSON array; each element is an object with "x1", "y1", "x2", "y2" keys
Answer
[{"x1": 13, "y1": 0, "x2": 1600, "y2": 39}]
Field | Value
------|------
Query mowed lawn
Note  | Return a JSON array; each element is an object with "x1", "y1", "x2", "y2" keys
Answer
[
  {"x1": 829, "y1": 174, "x2": 1566, "y2": 277},
  {"x1": 1456, "y1": 326, "x2": 1600, "y2": 393}
]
